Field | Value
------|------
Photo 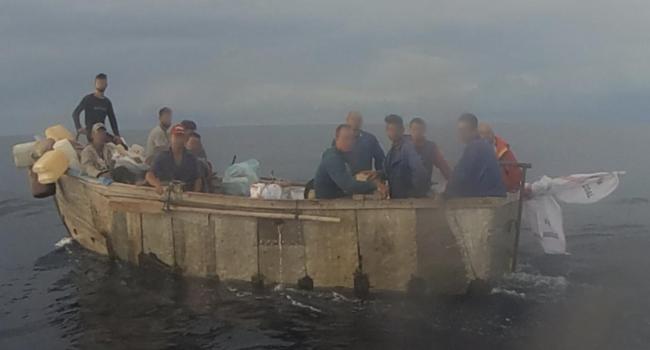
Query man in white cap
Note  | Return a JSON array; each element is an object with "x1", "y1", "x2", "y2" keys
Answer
[{"x1": 80, "y1": 122, "x2": 119, "y2": 179}]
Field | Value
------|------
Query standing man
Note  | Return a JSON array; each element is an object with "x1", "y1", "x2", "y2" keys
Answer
[
  {"x1": 72, "y1": 73, "x2": 120, "y2": 140},
  {"x1": 408, "y1": 117, "x2": 452, "y2": 184},
  {"x1": 446, "y1": 114, "x2": 506, "y2": 198},
  {"x1": 314, "y1": 124, "x2": 385, "y2": 199},
  {"x1": 478, "y1": 123, "x2": 523, "y2": 192},
  {"x1": 383, "y1": 115, "x2": 429, "y2": 198},
  {"x1": 146, "y1": 107, "x2": 173, "y2": 163},
  {"x1": 145, "y1": 124, "x2": 203, "y2": 194},
  {"x1": 343, "y1": 111, "x2": 385, "y2": 175}
]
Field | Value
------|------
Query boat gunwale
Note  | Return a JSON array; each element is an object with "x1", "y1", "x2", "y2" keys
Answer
[{"x1": 66, "y1": 175, "x2": 515, "y2": 211}]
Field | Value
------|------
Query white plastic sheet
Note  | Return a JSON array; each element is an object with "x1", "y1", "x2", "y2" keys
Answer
[{"x1": 524, "y1": 172, "x2": 624, "y2": 254}]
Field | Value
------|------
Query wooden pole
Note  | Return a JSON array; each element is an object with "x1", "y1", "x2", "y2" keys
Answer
[{"x1": 510, "y1": 163, "x2": 531, "y2": 271}]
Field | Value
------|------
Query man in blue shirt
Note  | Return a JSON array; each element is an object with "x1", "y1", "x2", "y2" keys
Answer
[
  {"x1": 343, "y1": 111, "x2": 385, "y2": 174},
  {"x1": 145, "y1": 124, "x2": 203, "y2": 194},
  {"x1": 315, "y1": 124, "x2": 386, "y2": 199},
  {"x1": 383, "y1": 115, "x2": 430, "y2": 198},
  {"x1": 446, "y1": 113, "x2": 507, "y2": 197}
]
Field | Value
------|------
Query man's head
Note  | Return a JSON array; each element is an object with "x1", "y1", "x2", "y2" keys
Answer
[
  {"x1": 90, "y1": 123, "x2": 107, "y2": 146},
  {"x1": 334, "y1": 124, "x2": 354, "y2": 152},
  {"x1": 180, "y1": 120, "x2": 197, "y2": 135},
  {"x1": 409, "y1": 117, "x2": 427, "y2": 143},
  {"x1": 159, "y1": 107, "x2": 173, "y2": 128},
  {"x1": 385, "y1": 114, "x2": 405, "y2": 143},
  {"x1": 95, "y1": 73, "x2": 108, "y2": 93},
  {"x1": 170, "y1": 124, "x2": 188, "y2": 150},
  {"x1": 457, "y1": 113, "x2": 479, "y2": 144},
  {"x1": 478, "y1": 123, "x2": 496, "y2": 144},
  {"x1": 185, "y1": 132, "x2": 203, "y2": 157},
  {"x1": 345, "y1": 111, "x2": 363, "y2": 133}
]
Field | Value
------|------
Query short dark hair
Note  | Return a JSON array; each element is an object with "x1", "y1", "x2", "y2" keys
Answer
[
  {"x1": 158, "y1": 107, "x2": 172, "y2": 117},
  {"x1": 180, "y1": 120, "x2": 197, "y2": 131},
  {"x1": 189, "y1": 132, "x2": 201, "y2": 140},
  {"x1": 95, "y1": 73, "x2": 107, "y2": 80},
  {"x1": 458, "y1": 113, "x2": 478, "y2": 129},
  {"x1": 409, "y1": 117, "x2": 426, "y2": 127},
  {"x1": 384, "y1": 114, "x2": 404, "y2": 127},
  {"x1": 335, "y1": 124, "x2": 351, "y2": 138}
]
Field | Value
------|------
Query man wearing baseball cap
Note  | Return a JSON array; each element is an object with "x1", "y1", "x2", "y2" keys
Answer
[
  {"x1": 145, "y1": 124, "x2": 203, "y2": 194},
  {"x1": 80, "y1": 123, "x2": 120, "y2": 179}
]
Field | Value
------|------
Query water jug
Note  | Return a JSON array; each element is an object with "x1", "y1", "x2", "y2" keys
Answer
[
  {"x1": 45, "y1": 124, "x2": 75, "y2": 142},
  {"x1": 53, "y1": 139, "x2": 81, "y2": 171},
  {"x1": 12, "y1": 141, "x2": 37, "y2": 168},
  {"x1": 32, "y1": 149, "x2": 70, "y2": 184}
]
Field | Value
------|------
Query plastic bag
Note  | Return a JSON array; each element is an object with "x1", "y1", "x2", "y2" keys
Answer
[{"x1": 222, "y1": 159, "x2": 260, "y2": 196}]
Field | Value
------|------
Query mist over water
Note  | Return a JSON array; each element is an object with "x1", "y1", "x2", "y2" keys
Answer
[{"x1": 1, "y1": 122, "x2": 649, "y2": 349}]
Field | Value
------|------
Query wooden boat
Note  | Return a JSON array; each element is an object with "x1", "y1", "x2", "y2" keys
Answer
[{"x1": 53, "y1": 174, "x2": 520, "y2": 296}]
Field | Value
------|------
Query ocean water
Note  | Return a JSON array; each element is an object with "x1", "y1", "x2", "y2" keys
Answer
[{"x1": 1, "y1": 122, "x2": 649, "y2": 349}]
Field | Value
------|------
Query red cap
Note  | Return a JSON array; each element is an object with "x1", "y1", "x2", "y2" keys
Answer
[{"x1": 171, "y1": 124, "x2": 186, "y2": 136}]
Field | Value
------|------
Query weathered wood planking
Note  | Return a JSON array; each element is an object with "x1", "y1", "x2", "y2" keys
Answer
[
  {"x1": 415, "y1": 208, "x2": 468, "y2": 294},
  {"x1": 357, "y1": 209, "x2": 418, "y2": 291},
  {"x1": 301, "y1": 209, "x2": 359, "y2": 288},
  {"x1": 257, "y1": 219, "x2": 306, "y2": 285},
  {"x1": 141, "y1": 213, "x2": 174, "y2": 267},
  {"x1": 212, "y1": 215, "x2": 258, "y2": 282},
  {"x1": 54, "y1": 175, "x2": 521, "y2": 294},
  {"x1": 171, "y1": 212, "x2": 213, "y2": 276}
]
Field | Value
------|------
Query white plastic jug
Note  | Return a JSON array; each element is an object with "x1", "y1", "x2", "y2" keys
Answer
[
  {"x1": 53, "y1": 139, "x2": 80, "y2": 171},
  {"x1": 32, "y1": 149, "x2": 70, "y2": 184},
  {"x1": 12, "y1": 141, "x2": 37, "y2": 168},
  {"x1": 45, "y1": 124, "x2": 75, "y2": 142}
]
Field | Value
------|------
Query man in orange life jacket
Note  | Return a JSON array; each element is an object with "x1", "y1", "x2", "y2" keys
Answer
[{"x1": 478, "y1": 123, "x2": 523, "y2": 192}]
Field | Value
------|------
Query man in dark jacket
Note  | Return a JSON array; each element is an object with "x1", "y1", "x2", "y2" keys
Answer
[
  {"x1": 343, "y1": 111, "x2": 385, "y2": 174},
  {"x1": 383, "y1": 115, "x2": 429, "y2": 198},
  {"x1": 315, "y1": 124, "x2": 385, "y2": 199},
  {"x1": 72, "y1": 73, "x2": 120, "y2": 140},
  {"x1": 446, "y1": 113, "x2": 507, "y2": 197}
]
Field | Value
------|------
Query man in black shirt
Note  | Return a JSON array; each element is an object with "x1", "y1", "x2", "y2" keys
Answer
[{"x1": 72, "y1": 73, "x2": 120, "y2": 140}]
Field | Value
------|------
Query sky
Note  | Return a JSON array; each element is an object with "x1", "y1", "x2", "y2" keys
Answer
[{"x1": 1, "y1": 0, "x2": 649, "y2": 135}]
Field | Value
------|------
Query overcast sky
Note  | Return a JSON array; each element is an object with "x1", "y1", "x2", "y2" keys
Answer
[{"x1": 1, "y1": 0, "x2": 649, "y2": 135}]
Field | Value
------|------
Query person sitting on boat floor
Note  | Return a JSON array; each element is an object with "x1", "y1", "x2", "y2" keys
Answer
[
  {"x1": 186, "y1": 132, "x2": 213, "y2": 193},
  {"x1": 180, "y1": 119, "x2": 208, "y2": 159},
  {"x1": 315, "y1": 124, "x2": 387, "y2": 199},
  {"x1": 407, "y1": 117, "x2": 452, "y2": 191},
  {"x1": 478, "y1": 123, "x2": 523, "y2": 193},
  {"x1": 145, "y1": 107, "x2": 172, "y2": 164},
  {"x1": 446, "y1": 114, "x2": 506, "y2": 198},
  {"x1": 72, "y1": 73, "x2": 122, "y2": 143},
  {"x1": 145, "y1": 124, "x2": 203, "y2": 194},
  {"x1": 80, "y1": 123, "x2": 137, "y2": 184},
  {"x1": 383, "y1": 114, "x2": 430, "y2": 198},
  {"x1": 334, "y1": 111, "x2": 385, "y2": 176}
]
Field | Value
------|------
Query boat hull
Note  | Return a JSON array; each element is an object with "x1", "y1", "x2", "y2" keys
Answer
[{"x1": 54, "y1": 175, "x2": 518, "y2": 295}]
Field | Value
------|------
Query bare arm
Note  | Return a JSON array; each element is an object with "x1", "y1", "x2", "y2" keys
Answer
[{"x1": 145, "y1": 171, "x2": 164, "y2": 194}]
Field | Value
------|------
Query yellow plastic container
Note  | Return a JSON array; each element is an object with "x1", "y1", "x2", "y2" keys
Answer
[
  {"x1": 32, "y1": 149, "x2": 70, "y2": 184},
  {"x1": 53, "y1": 139, "x2": 81, "y2": 171},
  {"x1": 12, "y1": 141, "x2": 37, "y2": 168},
  {"x1": 45, "y1": 124, "x2": 75, "y2": 142}
]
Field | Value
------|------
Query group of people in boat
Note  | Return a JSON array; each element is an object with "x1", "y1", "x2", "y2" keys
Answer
[
  {"x1": 71, "y1": 73, "x2": 523, "y2": 199},
  {"x1": 313, "y1": 112, "x2": 522, "y2": 199}
]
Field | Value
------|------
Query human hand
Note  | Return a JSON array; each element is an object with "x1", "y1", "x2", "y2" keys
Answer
[
  {"x1": 375, "y1": 181, "x2": 388, "y2": 199},
  {"x1": 154, "y1": 184, "x2": 164, "y2": 195},
  {"x1": 77, "y1": 128, "x2": 87, "y2": 135}
]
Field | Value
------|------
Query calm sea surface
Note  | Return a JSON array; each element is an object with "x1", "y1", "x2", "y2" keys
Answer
[{"x1": 1, "y1": 122, "x2": 649, "y2": 349}]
